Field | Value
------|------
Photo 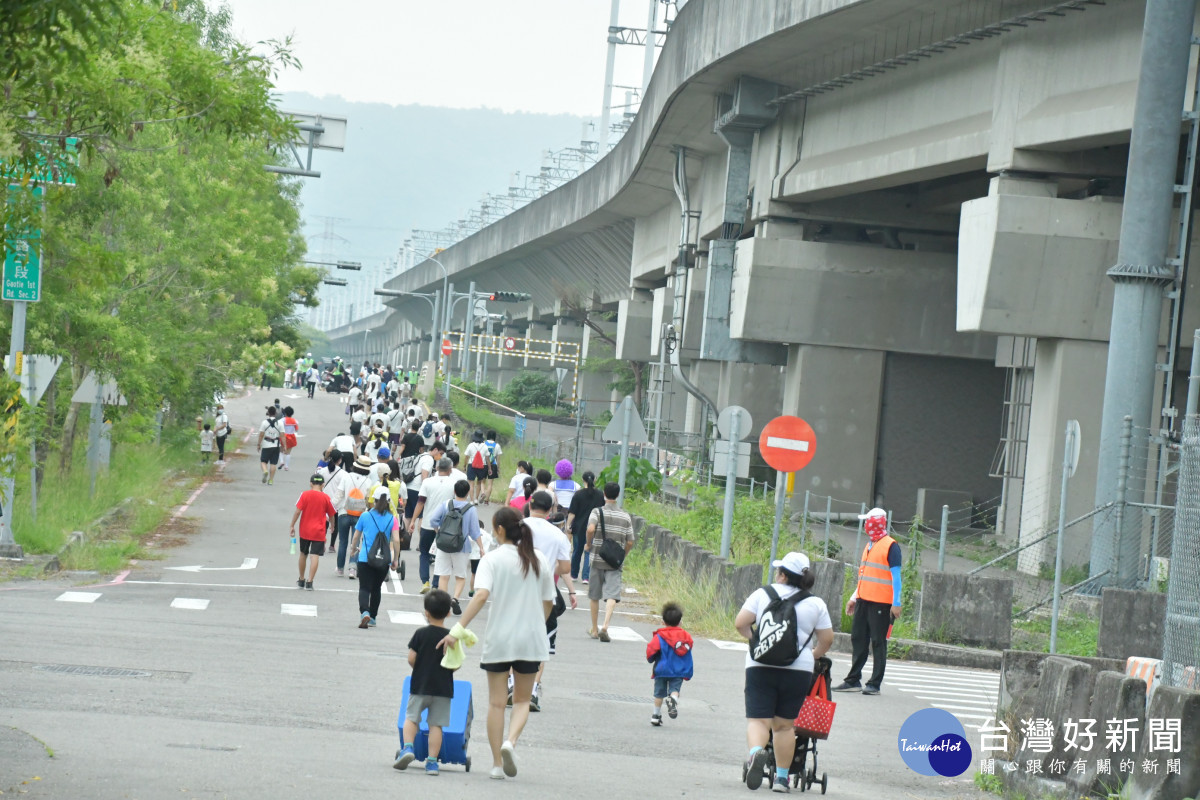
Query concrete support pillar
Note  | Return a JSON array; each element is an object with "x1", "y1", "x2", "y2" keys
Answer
[
  {"x1": 580, "y1": 317, "x2": 619, "y2": 417},
  {"x1": 551, "y1": 318, "x2": 584, "y2": 408},
  {"x1": 781, "y1": 344, "x2": 885, "y2": 504},
  {"x1": 1018, "y1": 339, "x2": 1107, "y2": 575},
  {"x1": 715, "y1": 361, "x2": 784, "y2": 441}
]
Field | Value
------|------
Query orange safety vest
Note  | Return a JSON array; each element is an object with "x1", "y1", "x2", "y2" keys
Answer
[{"x1": 856, "y1": 535, "x2": 897, "y2": 605}]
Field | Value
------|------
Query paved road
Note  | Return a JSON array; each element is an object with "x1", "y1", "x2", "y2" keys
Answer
[{"x1": 0, "y1": 387, "x2": 992, "y2": 799}]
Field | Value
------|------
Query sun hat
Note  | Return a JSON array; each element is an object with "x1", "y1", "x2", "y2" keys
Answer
[
  {"x1": 772, "y1": 552, "x2": 811, "y2": 575},
  {"x1": 354, "y1": 454, "x2": 375, "y2": 469}
]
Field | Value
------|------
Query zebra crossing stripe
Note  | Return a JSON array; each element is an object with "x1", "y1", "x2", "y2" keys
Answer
[
  {"x1": 281, "y1": 604, "x2": 318, "y2": 617},
  {"x1": 171, "y1": 598, "x2": 210, "y2": 610},
  {"x1": 56, "y1": 591, "x2": 101, "y2": 603}
]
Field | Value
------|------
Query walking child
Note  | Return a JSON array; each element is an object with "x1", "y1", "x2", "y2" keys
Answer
[
  {"x1": 395, "y1": 589, "x2": 457, "y2": 775},
  {"x1": 199, "y1": 424, "x2": 215, "y2": 463},
  {"x1": 646, "y1": 601, "x2": 694, "y2": 726},
  {"x1": 290, "y1": 474, "x2": 336, "y2": 590}
]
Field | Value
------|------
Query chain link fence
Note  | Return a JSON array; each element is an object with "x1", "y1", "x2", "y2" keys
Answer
[{"x1": 1163, "y1": 415, "x2": 1200, "y2": 688}]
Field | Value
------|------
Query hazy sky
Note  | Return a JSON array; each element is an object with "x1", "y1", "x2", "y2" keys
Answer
[{"x1": 222, "y1": 0, "x2": 663, "y2": 116}]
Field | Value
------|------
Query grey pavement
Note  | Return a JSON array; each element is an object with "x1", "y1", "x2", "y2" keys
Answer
[{"x1": 0, "y1": 385, "x2": 990, "y2": 799}]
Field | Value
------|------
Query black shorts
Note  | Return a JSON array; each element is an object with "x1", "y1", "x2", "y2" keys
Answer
[
  {"x1": 481, "y1": 660, "x2": 540, "y2": 675},
  {"x1": 744, "y1": 666, "x2": 813, "y2": 721},
  {"x1": 260, "y1": 447, "x2": 280, "y2": 465},
  {"x1": 466, "y1": 465, "x2": 488, "y2": 481},
  {"x1": 487, "y1": 463, "x2": 500, "y2": 479},
  {"x1": 299, "y1": 539, "x2": 325, "y2": 556},
  {"x1": 470, "y1": 558, "x2": 479, "y2": 574}
]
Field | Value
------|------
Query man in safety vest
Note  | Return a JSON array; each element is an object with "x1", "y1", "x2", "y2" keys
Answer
[{"x1": 833, "y1": 507, "x2": 901, "y2": 696}]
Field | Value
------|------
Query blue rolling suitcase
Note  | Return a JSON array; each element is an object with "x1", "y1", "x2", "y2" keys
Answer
[{"x1": 395, "y1": 675, "x2": 474, "y2": 770}]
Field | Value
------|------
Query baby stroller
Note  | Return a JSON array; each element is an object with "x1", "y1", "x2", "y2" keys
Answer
[{"x1": 744, "y1": 657, "x2": 834, "y2": 793}]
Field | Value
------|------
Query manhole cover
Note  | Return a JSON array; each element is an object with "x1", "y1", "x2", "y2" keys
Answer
[
  {"x1": 34, "y1": 664, "x2": 152, "y2": 678},
  {"x1": 579, "y1": 691, "x2": 648, "y2": 705}
]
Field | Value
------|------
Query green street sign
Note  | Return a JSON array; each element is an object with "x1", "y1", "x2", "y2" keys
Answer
[
  {"x1": 0, "y1": 138, "x2": 79, "y2": 187},
  {"x1": 3, "y1": 185, "x2": 43, "y2": 302}
]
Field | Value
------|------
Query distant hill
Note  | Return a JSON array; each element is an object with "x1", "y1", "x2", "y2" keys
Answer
[{"x1": 279, "y1": 92, "x2": 592, "y2": 266}]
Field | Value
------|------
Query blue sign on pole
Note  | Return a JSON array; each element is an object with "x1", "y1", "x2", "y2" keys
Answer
[{"x1": 514, "y1": 413, "x2": 526, "y2": 444}]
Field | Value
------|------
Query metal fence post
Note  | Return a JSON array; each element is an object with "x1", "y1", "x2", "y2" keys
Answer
[
  {"x1": 1050, "y1": 421, "x2": 1079, "y2": 655},
  {"x1": 802, "y1": 490, "x2": 810, "y2": 540},
  {"x1": 855, "y1": 502, "x2": 865, "y2": 566},
  {"x1": 1112, "y1": 416, "x2": 1133, "y2": 579},
  {"x1": 823, "y1": 494, "x2": 832, "y2": 558},
  {"x1": 938, "y1": 504, "x2": 949, "y2": 571},
  {"x1": 770, "y1": 469, "x2": 786, "y2": 573}
]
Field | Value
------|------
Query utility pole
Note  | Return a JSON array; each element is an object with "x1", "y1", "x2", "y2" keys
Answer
[{"x1": 1092, "y1": 0, "x2": 1199, "y2": 583}]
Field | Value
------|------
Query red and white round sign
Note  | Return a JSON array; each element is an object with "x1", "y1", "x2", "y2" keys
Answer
[
  {"x1": 758, "y1": 415, "x2": 817, "y2": 473},
  {"x1": 503, "y1": 337, "x2": 516, "y2": 351},
  {"x1": 441, "y1": 339, "x2": 453, "y2": 356}
]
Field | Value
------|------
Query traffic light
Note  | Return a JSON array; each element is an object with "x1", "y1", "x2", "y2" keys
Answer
[
  {"x1": 322, "y1": 277, "x2": 348, "y2": 286},
  {"x1": 488, "y1": 291, "x2": 532, "y2": 303}
]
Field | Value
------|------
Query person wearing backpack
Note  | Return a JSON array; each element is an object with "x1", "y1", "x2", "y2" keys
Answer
[
  {"x1": 408, "y1": 455, "x2": 457, "y2": 595},
  {"x1": 734, "y1": 552, "x2": 834, "y2": 794},
  {"x1": 464, "y1": 430, "x2": 489, "y2": 503},
  {"x1": 256, "y1": 406, "x2": 283, "y2": 485},
  {"x1": 349, "y1": 486, "x2": 400, "y2": 628},
  {"x1": 330, "y1": 455, "x2": 376, "y2": 579},
  {"x1": 426, "y1": 479, "x2": 480, "y2": 615},
  {"x1": 482, "y1": 430, "x2": 503, "y2": 505}
]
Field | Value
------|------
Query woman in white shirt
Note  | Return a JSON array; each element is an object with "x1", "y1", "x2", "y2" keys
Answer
[
  {"x1": 504, "y1": 460, "x2": 533, "y2": 505},
  {"x1": 439, "y1": 506, "x2": 553, "y2": 781}
]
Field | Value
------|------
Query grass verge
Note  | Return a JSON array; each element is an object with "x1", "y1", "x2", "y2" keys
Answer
[
  {"x1": 9, "y1": 426, "x2": 209, "y2": 574},
  {"x1": 621, "y1": 545, "x2": 740, "y2": 640}
]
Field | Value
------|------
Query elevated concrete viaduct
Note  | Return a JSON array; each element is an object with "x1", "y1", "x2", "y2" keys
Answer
[{"x1": 329, "y1": 0, "x2": 1200, "y2": 576}]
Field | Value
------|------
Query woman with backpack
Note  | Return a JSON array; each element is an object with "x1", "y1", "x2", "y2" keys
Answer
[
  {"x1": 329, "y1": 455, "x2": 376, "y2": 579},
  {"x1": 349, "y1": 487, "x2": 400, "y2": 628},
  {"x1": 565, "y1": 471, "x2": 604, "y2": 584},
  {"x1": 465, "y1": 430, "x2": 489, "y2": 504},
  {"x1": 437, "y1": 506, "x2": 554, "y2": 780},
  {"x1": 733, "y1": 552, "x2": 834, "y2": 793}
]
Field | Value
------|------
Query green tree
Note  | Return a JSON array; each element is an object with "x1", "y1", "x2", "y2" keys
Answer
[{"x1": 502, "y1": 370, "x2": 560, "y2": 410}]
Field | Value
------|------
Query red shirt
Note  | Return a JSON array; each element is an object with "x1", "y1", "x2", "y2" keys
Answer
[{"x1": 295, "y1": 489, "x2": 336, "y2": 541}]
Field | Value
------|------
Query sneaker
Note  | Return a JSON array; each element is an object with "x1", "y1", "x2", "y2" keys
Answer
[
  {"x1": 650, "y1": 713, "x2": 662, "y2": 726},
  {"x1": 862, "y1": 684, "x2": 881, "y2": 695},
  {"x1": 490, "y1": 766, "x2": 505, "y2": 780},
  {"x1": 500, "y1": 740, "x2": 517, "y2": 777},
  {"x1": 451, "y1": 598, "x2": 462, "y2": 616},
  {"x1": 261, "y1": 473, "x2": 268, "y2": 484},
  {"x1": 468, "y1": 590, "x2": 474, "y2": 598},
  {"x1": 425, "y1": 759, "x2": 439, "y2": 776},
  {"x1": 665, "y1": 695, "x2": 678, "y2": 719},
  {"x1": 581, "y1": 578, "x2": 589, "y2": 585},
  {"x1": 305, "y1": 581, "x2": 313, "y2": 591},
  {"x1": 745, "y1": 748, "x2": 770, "y2": 791},
  {"x1": 368, "y1": 617, "x2": 377, "y2": 627},
  {"x1": 831, "y1": 681, "x2": 862, "y2": 693},
  {"x1": 419, "y1": 582, "x2": 431, "y2": 594},
  {"x1": 359, "y1": 612, "x2": 370, "y2": 629},
  {"x1": 267, "y1": 479, "x2": 273, "y2": 486},
  {"x1": 771, "y1": 776, "x2": 790, "y2": 793},
  {"x1": 529, "y1": 689, "x2": 540, "y2": 713},
  {"x1": 296, "y1": 578, "x2": 305, "y2": 589},
  {"x1": 348, "y1": 566, "x2": 357, "y2": 579},
  {"x1": 393, "y1": 746, "x2": 415, "y2": 770},
  {"x1": 336, "y1": 569, "x2": 344, "y2": 577}
]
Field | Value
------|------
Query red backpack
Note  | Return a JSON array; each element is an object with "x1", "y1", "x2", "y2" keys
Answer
[{"x1": 470, "y1": 446, "x2": 486, "y2": 469}]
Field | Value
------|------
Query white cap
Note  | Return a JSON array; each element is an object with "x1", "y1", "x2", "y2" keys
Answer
[
  {"x1": 771, "y1": 551, "x2": 811, "y2": 574},
  {"x1": 858, "y1": 507, "x2": 887, "y2": 520},
  {"x1": 372, "y1": 486, "x2": 390, "y2": 500}
]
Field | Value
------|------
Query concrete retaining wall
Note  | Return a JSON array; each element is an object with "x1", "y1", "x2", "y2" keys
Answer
[
  {"x1": 918, "y1": 571, "x2": 1013, "y2": 649},
  {"x1": 1097, "y1": 587, "x2": 1167, "y2": 660},
  {"x1": 1128, "y1": 685, "x2": 1200, "y2": 800}
]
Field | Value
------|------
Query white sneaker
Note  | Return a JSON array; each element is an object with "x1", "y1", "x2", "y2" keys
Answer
[{"x1": 500, "y1": 740, "x2": 517, "y2": 777}]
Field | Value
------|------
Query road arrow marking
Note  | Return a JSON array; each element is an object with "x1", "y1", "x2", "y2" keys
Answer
[{"x1": 165, "y1": 558, "x2": 259, "y2": 573}]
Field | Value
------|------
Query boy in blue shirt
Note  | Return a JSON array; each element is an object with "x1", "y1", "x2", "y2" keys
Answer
[
  {"x1": 645, "y1": 601, "x2": 694, "y2": 726},
  {"x1": 394, "y1": 589, "x2": 456, "y2": 775}
]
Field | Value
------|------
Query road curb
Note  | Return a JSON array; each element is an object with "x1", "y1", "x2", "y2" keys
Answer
[{"x1": 829, "y1": 631, "x2": 1002, "y2": 671}]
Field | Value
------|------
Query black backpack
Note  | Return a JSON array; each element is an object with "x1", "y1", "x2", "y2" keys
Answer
[
  {"x1": 435, "y1": 499, "x2": 475, "y2": 553},
  {"x1": 366, "y1": 515, "x2": 392, "y2": 569},
  {"x1": 749, "y1": 586, "x2": 814, "y2": 666}
]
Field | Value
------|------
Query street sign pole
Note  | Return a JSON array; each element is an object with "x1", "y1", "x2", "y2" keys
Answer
[
  {"x1": 0, "y1": 300, "x2": 26, "y2": 556},
  {"x1": 719, "y1": 407, "x2": 740, "y2": 559},
  {"x1": 770, "y1": 468, "x2": 787, "y2": 569},
  {"x1": 618, "y1": 395, "x2": 631, "y2": 508},
  {"x1": 1050, "y1": 419, "x2": 1080, "y2": 654}
]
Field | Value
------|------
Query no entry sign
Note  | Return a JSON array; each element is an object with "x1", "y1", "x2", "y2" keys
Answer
[
  {"x1": 759, "y1": 415, "x2": 817, "y2": 473},
  {"x1": 441, "y1": 339, "x2": 453, "y2": 356}
]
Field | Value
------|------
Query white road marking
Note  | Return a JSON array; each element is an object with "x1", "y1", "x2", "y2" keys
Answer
[
  {"x1": 710, "y1": 639, "x2": 749, "y2": 652},
  {"x1": 603, "y1": 626, "x2": 646, "y2": 642},
  {"x1": 859, "y1": 661, "x2": 999, "y2": 729},
  {"x1": 166, "y1": 558, "x2": 259, "y2": 573},
  {"x1": 387, "y1": 610, "x2": 426, "y2": 626},
  {"x1": 765, "y1": 436, "x2": 810, "y2": 453},
  {"x1": 281, "y1": 604, "x2": 318, "y2": 617},
  {"x1": 171, "y1": 598, "x2": 210, "y2": 610},
  {"x1": 56, "y1": 591, "x2": 101, "y2": 603}
]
